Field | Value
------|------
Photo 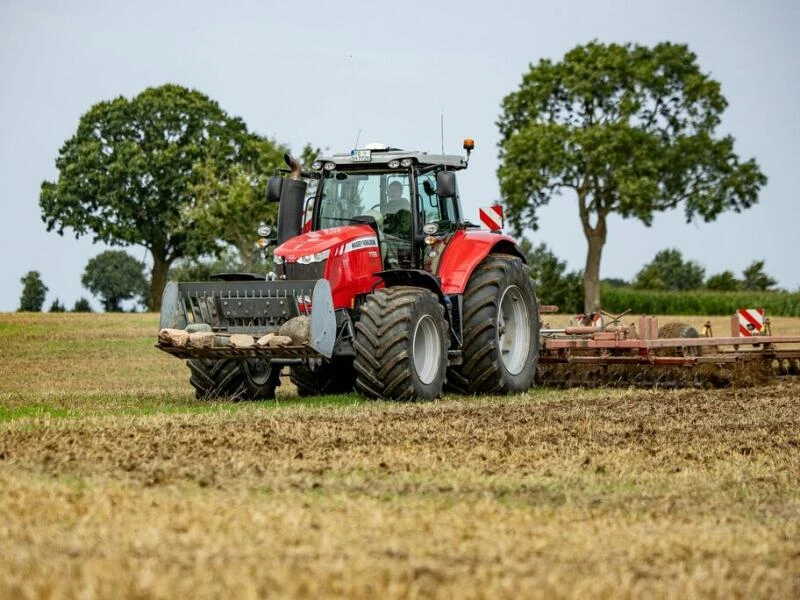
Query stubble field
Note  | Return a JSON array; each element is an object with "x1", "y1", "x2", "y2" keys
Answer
[{"x1": 1, "y1": 312, "x2": 798, "y2": 598}]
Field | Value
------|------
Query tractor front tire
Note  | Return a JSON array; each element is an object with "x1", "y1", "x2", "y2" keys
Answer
[
  {"x1": 447, "y1": 254, "x2": 540, "y2": 395},
  {"x1": 290, "y1": 361, "x2": 354, "y2": 397},
  {"x1": 353, "y1": 287, "x2": 448, "y2": 401},
  {"x1": 188, "y1": 358, "x2": 279, "y2": 400}
]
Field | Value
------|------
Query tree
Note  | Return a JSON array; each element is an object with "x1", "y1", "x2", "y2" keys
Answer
[
  {"x1": 18, "y1": 271, "x2": 48, "y2": 312},
  {"x1": 520, "y1": 239, "x2": 583, "y2": 313},
  {"x1": 81, "y1": 250, "x2": 148, "y2": 312},
  {"x1": 72, "y1": 298, "x2": 93, "y2": 313},
  {"x1": 167, "y1": 248, "x2": 271, "y2": 282},
  {"x1": 186, "y1": 136, "x2": 286, "y2": 271},
  {"x1": 705, "y1": 270, "x2": 740, "y2": 291},
  {"x1": 497, "y1": 41, "x2": 766, "y2": 311},
  {"x1": 40, "y1": 84, "x2": 263, "y2": 310},
  {"x1": 633, "y1": 248, "x2": 705, "y2": 290},
  {"x1": 48, "y1": 299, "x2": 66, "y2": 312},
  {"x1": 741, "y1": 260, "x2": 777, "y2": 291}
]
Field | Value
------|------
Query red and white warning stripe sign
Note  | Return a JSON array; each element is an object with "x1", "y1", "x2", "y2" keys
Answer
[
  {"x1": 479, "y1": 205, "x2": 504, "y2": 231},
  {"x1": 737, "y1": 308, "x2": 764, "y2": 336}
]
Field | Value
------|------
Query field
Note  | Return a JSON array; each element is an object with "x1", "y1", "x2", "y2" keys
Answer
[{"x1": 1, "y1": 313, "x2": 799, "y2": 598}]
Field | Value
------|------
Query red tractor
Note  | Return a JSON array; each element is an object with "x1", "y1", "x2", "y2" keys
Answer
[{"x1": 158, "y1": 140, "x2": 540, "y2": 400}]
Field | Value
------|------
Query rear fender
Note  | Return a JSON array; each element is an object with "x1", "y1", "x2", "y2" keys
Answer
[{"x1": 436, "y1": 230, "x2": 525, "y2": 295}]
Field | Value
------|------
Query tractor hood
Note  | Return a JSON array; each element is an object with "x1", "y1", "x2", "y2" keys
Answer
[{"x1": 274, "y1": 224, "x2": 377, "y2": 263}]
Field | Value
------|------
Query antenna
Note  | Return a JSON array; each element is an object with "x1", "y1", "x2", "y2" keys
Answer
[
  {"x1": 440, "y1": 113, "x2": 444, "y2": 154},
  {"x1": 353, "y1": 128, "x2": 362, "y2": 151}
]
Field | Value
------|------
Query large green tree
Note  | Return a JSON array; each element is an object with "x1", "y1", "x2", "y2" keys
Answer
[
  {"x1": 498, "y1": 41, "x2": 766, "y2": 311},
  {"x1": 81, "y1": 250, "x2": 148, "y2": 312},
  {"x1": 40, "y1": 84, "x2": 261, "y2": 310}
]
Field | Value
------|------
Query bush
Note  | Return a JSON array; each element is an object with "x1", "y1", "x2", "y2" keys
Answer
[{"x1": 72, "y1": 298, "x2": 93, "y2": 312}]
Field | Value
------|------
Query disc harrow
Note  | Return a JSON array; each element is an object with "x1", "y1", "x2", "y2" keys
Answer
[{"x1": 537, "y1": 314, "x2": 800, "y2": 389}]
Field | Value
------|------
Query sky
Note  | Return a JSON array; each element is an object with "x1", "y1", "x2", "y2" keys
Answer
[{"x1": 1, "y1": 0, "x2": 798, "y2": 312}]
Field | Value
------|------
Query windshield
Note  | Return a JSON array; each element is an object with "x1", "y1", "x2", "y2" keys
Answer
[
  {"x1": 314, "y1": 169, "x2": 459, "y2": 231},
  {"x1": 316, "y1": 171, "x2": 410, "y2": 229}
]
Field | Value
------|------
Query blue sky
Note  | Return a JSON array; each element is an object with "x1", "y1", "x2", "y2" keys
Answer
[{"x1": 1, "y1": 0, "x2": 798, "y2": 311}]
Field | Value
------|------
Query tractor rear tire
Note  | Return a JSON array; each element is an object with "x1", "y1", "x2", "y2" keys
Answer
[
  {"x1": 447, "y1": 254, "x2": 540, "y2": 395},
  {"x1": 187, "y1": 358, "x2": 279, "y2": 400},
  {"x1": 290, "y1": 361, "x2": 354, "y2": 397},
  {"x1": 353, "y1": 287, "x2": 448, "y2": 401}
]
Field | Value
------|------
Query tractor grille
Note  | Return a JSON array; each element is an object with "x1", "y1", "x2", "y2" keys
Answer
[
  {"x1": 284, "y1": 261, "x2": 326, "y2": 281},
  {"x1": 172, "y1": 280, "x2": 317, "y2": 336}
]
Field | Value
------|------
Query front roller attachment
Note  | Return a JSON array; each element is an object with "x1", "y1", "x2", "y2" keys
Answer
[{"x1": 157, "y1": 278, "x2": 336, "y2": 361}]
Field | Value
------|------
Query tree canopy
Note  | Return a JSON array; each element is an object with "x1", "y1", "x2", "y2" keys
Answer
[
  {"x1": 81, "y1": 250, "x2": 148, "y2": 312},
  {"x1": 497, "y1": 41, "x2": 767, "y2": 311},
  {"x1": 633, "y1": 248, "x2": 705, "y2": 291},
  {"x1": 705, "y1": 270, "x2": 740, "y2": 291},
  {"x1": 39, "y1": 84, "x2": 282, "y2": 310},
  {"x1": 741, "y1": 260, "x2": 777, "y2": 291},
  {"x1": 18, "y1": 271, "x2": 48, "y2": 312},
  {"x1": 186, "y1": 136, "x2": 286, "y2": 271}
]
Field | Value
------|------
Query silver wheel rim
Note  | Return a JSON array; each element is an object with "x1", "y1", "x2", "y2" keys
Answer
[
  {"x1": 245, "y1": 359, "x2": 272, "y2": 386},
  {"x1": 413, "y1": 315, "x2": 442, "y2": 385},
  {"x1": 497, "y1": 285, "x2": 530, "y2": 375}
]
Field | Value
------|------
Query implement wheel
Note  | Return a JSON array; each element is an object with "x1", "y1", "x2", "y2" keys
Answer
[
  {"x1": 290, "y1": 361, "x2": 354, "y2": 397},
  {"x1": 353, "y1": 286, "x2": 448, "y2": 401},
  {"x1": 447, "y1": 254, "x2": 540, "y2": 395},
  {"x1": 187, "y1": 358, "x2": 279, "y2": 400}
]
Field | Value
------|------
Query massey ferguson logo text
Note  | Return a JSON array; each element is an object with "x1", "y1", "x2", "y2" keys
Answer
[{"x1": 335, "y1": 236, "x2": 379, "y2": 256}]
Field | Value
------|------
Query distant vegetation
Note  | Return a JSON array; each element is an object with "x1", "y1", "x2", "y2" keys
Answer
[
  {"x1": 602, "y1": 286, "x2": 800, "y2": 317},
  {"x1": 523, "y1": 244, "x2": 796, "y2": 316}
]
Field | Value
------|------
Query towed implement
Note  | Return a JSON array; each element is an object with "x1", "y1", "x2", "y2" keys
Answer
[
  {"x1": 537, "y1": 311, "x2": 800, "y2": 388},
  {"x1": 158, "y1": 140, "x2": 540, "y2": 401}
]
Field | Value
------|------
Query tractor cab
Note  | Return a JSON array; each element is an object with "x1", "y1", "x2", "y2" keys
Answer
[{"x1": 305, "y1": 142, "x2": 470, "y2": 271}]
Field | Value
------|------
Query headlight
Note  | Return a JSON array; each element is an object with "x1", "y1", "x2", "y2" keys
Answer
[
  {"x1": 297, "y1": 249, "x2": 330, "y2": 264},
  {"x1": 273, "y1": 254, "x2": 285, "y2": 265},
  {"x1": 387, "y1": 159, "x2": 400, "y2": 168},
  {"x1": 400, "y1": 158, "x2": 413, "y2": 167}
]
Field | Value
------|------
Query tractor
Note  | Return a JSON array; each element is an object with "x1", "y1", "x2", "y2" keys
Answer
[{"x1": 158, "y1": 140, "x2": 540, "y2": 401}]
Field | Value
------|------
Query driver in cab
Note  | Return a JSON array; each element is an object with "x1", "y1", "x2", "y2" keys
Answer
[{"x1": 384, "y1": 180, "x2": 411, "y2": 238}]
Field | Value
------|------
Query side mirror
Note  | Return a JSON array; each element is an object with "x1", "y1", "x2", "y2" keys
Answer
[
  {"x1": 266, "y1": 176, "x2": 283, "y2": 203},
  {"x1": 436, "y1": 171, "x2": 456, "y2": 198}
]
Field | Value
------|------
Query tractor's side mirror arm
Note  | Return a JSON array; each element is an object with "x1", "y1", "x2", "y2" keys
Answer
[{"x1": 436, "y1": 171, "x2": 456, "y2": 198}]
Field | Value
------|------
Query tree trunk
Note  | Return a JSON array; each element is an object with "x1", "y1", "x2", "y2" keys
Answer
[
  {"x1": 578, "y1": 186, "x2": 607, "y2": 314},
  {"x1": 583, "y1": 231, "x2": 604, "y2": 313},
  {"x1": 148, "y1": 252, "x2": 170, "y2": 312}
]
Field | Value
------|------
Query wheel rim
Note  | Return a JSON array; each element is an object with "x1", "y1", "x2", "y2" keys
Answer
[
  {"x1": 244, "y1": 359, "x2": 272, "y2": 386},
  {"x1": 412, "y1": 315, "x2": 442, "y2": 385},
  {"x1": 497, "y1": 285, "x2": 530, "y2": 375}
]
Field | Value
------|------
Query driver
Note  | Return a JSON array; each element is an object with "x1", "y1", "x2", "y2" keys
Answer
[
  {"x1": 386, "y1": 181, "x2": 410, "y2": 214},
  {"x1": 384, "y1": 181, "x2": 411, "y2": 236},
  {"x1": 383, "y1": 180, "x2": 412, "y2": 267}
]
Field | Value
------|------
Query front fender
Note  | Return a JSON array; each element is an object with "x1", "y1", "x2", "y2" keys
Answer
[{"x1": 436, "y1": 230, "x2": 524, "y2": 294}]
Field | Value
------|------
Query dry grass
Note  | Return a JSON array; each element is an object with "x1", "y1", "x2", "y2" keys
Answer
[{"x1": 1, "y1": 312, "x2": 799, "y2": 598}]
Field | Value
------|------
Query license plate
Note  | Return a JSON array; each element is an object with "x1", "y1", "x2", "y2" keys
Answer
[{"x1": 351, "y1": 149, "x2": 371, "y2": 162}]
